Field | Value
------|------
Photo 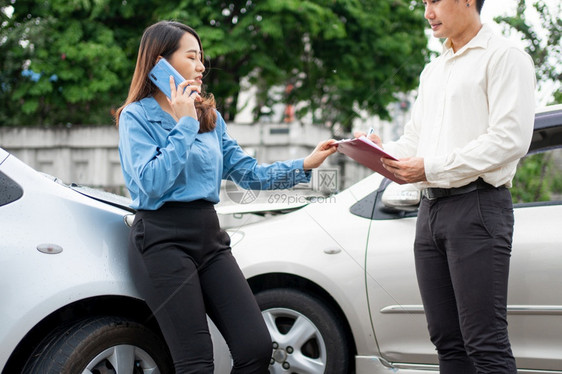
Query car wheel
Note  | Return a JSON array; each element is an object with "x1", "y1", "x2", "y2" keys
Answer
[
  {"x1": 256, "y1": 288, "x2": 350, "y2": 374},
  {"x1": 22, "y1": 316, "x2": 173, "y2": 374}
]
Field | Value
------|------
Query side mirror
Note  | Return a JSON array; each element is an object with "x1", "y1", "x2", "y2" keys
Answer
[{"x1": 381, "y1": 182, "x2": 421, "y2": 212}]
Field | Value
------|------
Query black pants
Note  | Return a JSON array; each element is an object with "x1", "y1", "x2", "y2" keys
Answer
[
  {"x1": 414, "y1": 188, "x2": 517, "y2": 374},
  {"x1": 130, "y1": 201, "x2": 271, "y2": 374}
]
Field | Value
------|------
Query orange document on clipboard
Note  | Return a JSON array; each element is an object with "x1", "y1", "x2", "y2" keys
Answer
[{"x1": 336, "y1": 136, "x2": 406, "y2": 184}]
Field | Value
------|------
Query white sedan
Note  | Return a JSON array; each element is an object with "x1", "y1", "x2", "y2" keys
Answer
[
  {"x1": 224, "y1": 105, "x2": 562, "y2": 373},
  {"x1": 1, "y1": 105, "x2": 560, "y2": 373}
]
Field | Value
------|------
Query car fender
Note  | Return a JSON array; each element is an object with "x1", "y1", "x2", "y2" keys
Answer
[{"x1": 231, "y1": 210, "x2": 380, "y2": 358}]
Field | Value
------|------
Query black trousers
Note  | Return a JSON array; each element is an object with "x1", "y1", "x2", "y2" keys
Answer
[
  {"x1": 130, "y1": 201, "x2": 271, "y2": 374},
  {"x1": 414, "y1": 188, "x2": 517, "y2": 374}
]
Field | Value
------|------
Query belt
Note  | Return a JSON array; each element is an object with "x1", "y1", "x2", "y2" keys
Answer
[{"x1": 423, "y1": 178, "x2": 497, "y2": 200}]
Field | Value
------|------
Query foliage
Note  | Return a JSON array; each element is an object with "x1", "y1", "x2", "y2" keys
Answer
[
  {"x1": 290, "y1": 0, "x2": 429, "y2": 129},
  {"x1": 511, "y1": 152, "x2": 562, "y2": 203},
  {"x1": 0, "y1": 0, "x2": 429, "y2": 127},
  {"x1": 495, "y1": 1, "x2": 562, "y2": 204},
  {"x1": 0, "y1": 0, "x2": 157, "y2": 125},
  {"x1": 495, "y1": 0, "x2": 562, "y2": 104}
]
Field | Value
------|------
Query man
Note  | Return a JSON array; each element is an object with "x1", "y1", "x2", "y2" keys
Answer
[{"x1": 364, "y1": 0, "x2": 536, "y2": 373}]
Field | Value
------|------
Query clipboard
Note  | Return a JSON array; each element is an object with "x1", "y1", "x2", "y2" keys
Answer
[{"x1": 336, "y1": 136, "x2": 406, "y2": 184}]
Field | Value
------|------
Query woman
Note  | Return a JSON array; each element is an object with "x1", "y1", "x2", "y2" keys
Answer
[{"x1": 115, "y1": 21, "x2": 336, "y2": 373}]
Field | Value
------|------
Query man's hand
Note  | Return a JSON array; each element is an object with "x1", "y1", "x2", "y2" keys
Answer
[
  {"x1": 353, "y1": 131, "x2": 382, "y2": 148},
  {"x1": 382, "y1": 157, "x2": 427, "y2": 183},
  {"x1": 352, "y1": 130, "x2": 423, "y2": 183}
]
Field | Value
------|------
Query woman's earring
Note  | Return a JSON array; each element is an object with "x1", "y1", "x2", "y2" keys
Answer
[{"x1": 466, "y1": 2, "x2": 470, "y2": 7}]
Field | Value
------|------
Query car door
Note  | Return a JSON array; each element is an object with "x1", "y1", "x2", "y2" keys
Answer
[
  {"x1": 357, "y1": 181, "x2": 437, "y2": 365},
  {"x1": 507, "y1": 146, "x2": 562, "y2": 371},
  {"x1": 361, "y1": 141, "x2": 562, "y2": 369}
]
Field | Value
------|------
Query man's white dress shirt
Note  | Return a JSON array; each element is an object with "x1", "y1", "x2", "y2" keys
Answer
[{"x1": 384, "y1": 24, "x2": 536, "y2": 188}]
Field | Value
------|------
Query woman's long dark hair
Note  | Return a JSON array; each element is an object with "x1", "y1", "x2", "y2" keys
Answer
[{"x1": 115, "y1": 21, "x2": 216, "y2": 132}]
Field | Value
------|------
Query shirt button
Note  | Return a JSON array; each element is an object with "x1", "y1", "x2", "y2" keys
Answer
[{"x1": 296, "y1": 170, "x2": 300, "y2": 174}]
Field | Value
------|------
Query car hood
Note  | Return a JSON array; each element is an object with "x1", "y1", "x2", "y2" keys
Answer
[{"x1": 69, "y1": 183, "x2": 135, "y2": 213}]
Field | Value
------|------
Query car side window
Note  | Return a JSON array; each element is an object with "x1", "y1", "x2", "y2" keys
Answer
[
  {"x1": 512, "y1": 148, "x2": 562, "y2": 206},
  {"x1": 0, "y1": 171, "x2": 24, "y2": 207}
]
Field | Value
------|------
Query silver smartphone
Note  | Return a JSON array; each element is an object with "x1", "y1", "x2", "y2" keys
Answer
[{"x1": 149, "y1": 59, "x2": 186, "y2": 99}]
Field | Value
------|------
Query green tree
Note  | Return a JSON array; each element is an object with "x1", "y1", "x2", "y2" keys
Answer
[
  {"x1": 512, "y1": 152, "x2": 562, "y2": 203},
  {"x1": 0, "y1": 0, "x2": 156, "y2": 125},
  {"x1": 495, "y1": 0, "x2": 561, "y2": 104},
  {"x1": 0, "y1": 0, "x2": 429, "y2": 128},
  {"x1": 161, "y1": 0, "x2": 428, "y2": 127},
  {"x1": 494, "y1": 1, "x2": 562, "y2": 203}
]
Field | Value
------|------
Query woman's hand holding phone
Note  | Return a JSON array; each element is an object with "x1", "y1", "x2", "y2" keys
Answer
[{"x1": 168, "y1": 77, "x2": 201, "y2": 121}]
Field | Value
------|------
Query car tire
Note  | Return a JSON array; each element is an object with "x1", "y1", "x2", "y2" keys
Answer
[
  {"x1": 256, "y1": 288, "x2": 350, "y2": 374},
  {"x1": 22, "y1": 316, "x2": 173, "y2": 374}
]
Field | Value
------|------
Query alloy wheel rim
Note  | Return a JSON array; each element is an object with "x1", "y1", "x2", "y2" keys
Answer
[
  {"x1": 82, "y1": 344, "x2": 159, "y2": 374},
  {"x1": 262, "y1": 307, "x2": 327, "y2": 374}
]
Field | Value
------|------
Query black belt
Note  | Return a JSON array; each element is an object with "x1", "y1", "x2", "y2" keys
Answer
[{"x1": 423, "y1": 178, "x2": 497, "y2": 200}]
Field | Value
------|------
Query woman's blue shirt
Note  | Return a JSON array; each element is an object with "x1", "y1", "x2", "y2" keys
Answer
[{"x1": 118, "y1": 97, "x2": 310, "y2": 210}]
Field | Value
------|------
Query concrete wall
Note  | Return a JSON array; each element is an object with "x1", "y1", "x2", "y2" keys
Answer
[
  {"x1": 0, "y1": 90, "x2": 416, "y2": 197},
  {"x1": 1, "y1": 126, "x2": 126, "y2": 193},
  {"x1": 0, "y1": 122, "x2": 370, "y2": 196}
]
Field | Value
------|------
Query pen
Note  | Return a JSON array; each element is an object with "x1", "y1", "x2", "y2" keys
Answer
[{"x1": 367, "y1": 127, "x2": 374, "y2": 136}]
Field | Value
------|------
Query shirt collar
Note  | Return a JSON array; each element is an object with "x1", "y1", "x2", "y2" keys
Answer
[
  {"x1": 442, "y1": 23, "x2": 492, "y2": 56},
  {"x1": 139, "y1": 96, "x2": 162, "y2": 123},
  {"x1": 139, "y1": 96, "x2": 175, "y2": 130}
]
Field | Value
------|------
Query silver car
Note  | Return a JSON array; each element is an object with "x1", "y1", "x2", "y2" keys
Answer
[
  {"x1": 225, "y1": 104, "x2": 562, "y2": 373},
  {"x1": 1, "y1": 105, "x2": 561, "y2": 374},
  {"x1": 0, "y1": 150, "x2": 230, "y2": 373}
]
